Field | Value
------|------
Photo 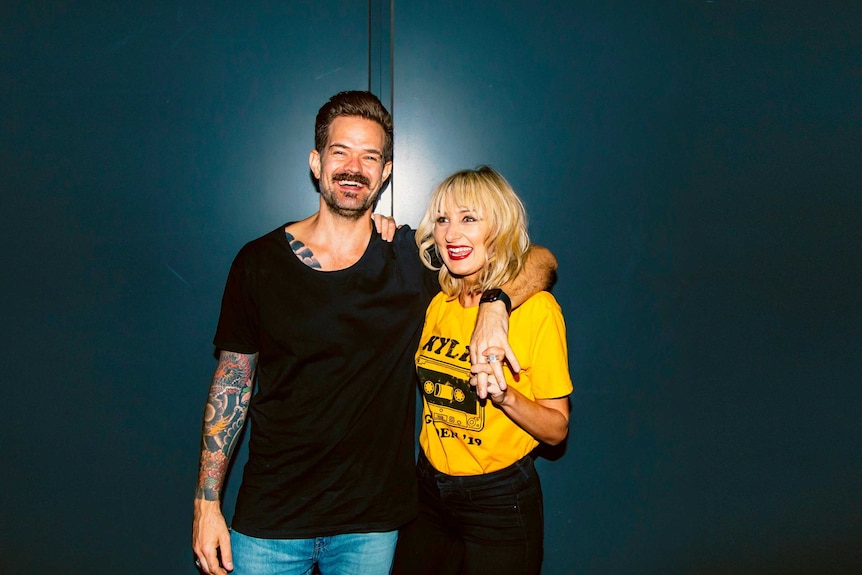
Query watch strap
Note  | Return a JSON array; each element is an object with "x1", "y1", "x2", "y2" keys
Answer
[{"x1": 479, "y1": 288, "x2": 512, "y2": 314}]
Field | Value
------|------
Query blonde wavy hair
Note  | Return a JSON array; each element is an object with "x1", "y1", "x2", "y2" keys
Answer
[{"x1": 416, "y1": 166, "x2": 531, "y2": 298}]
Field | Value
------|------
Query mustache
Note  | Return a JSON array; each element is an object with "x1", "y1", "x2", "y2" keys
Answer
[{"x1": 332, "y1": 172, "x2": 371, "y2": 186}]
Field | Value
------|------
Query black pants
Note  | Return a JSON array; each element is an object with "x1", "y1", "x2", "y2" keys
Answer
[{"x1": 393, "y1": 452, "x2": 544, "y2": 575}]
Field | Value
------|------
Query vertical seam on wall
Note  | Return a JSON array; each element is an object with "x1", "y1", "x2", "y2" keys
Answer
[
  {"x1": 368, "y1": 0, "x2": 395, "y2": 214},
  {"x1": 387, "y1": 0, "x2": 395, "y2": 211},
  {"x1": 367, "y1": 0, "x2": 373, "y2": 93}
]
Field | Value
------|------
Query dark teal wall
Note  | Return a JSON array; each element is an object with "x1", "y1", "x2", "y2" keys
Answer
[
  {"x1": 392, "y1": 3, "x2": 861, "y2": 573},
  {"x1": 2, "y1": 2, "x2": 369, "y2": 572},
  {"x1": 3, "y1": 2, "x2": 860, "y2": 573}
]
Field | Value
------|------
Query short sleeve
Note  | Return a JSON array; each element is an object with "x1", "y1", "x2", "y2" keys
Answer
[
  {"x1": 392, "y1": 225, "x2": 440, "y2": 303},
  {"x1": 213, "y1": 242, "x2": 260, "y2": 354},
  {"x1": 519, "y1": 293, "x2": 573, "y2": 400}
]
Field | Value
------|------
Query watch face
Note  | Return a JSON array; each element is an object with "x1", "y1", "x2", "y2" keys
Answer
[
  {"x1": 481, "y1": 288, "x2": 502, "y2": 302},
  {"x1": 480, "y1": 288, "x2": 511, "y2": 313}
]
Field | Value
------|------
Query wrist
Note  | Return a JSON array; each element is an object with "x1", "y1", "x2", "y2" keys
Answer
[
  {"x1": 491, "y1": 388, "x2": 514, "y2": 407},
  {"x1": 194, "y1": 497, "x2": 222, "y2": 511},
  {"x1": 479, "y1": 288, "x2": 512, "y2": 314}
]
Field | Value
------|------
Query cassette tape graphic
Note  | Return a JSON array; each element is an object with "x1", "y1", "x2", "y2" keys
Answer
[{"x1": 417, "y1": 355, "x2": 484, "y2": 431}]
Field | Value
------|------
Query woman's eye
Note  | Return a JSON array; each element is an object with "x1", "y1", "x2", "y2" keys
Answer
[{"x1": 435, "y1": 216, "x2": 448, "y2": 224}]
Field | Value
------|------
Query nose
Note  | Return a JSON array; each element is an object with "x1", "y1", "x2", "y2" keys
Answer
[
  {"x1": 445, "y1": 220, "x2": 462, "y2": 242},
  {"x1": 344, "y1": 152, "x2": 362, "y2": 173}
]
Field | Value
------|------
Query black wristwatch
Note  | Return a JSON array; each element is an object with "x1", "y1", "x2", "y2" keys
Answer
[{"x1": 479, "y1": 288, "x2": 512, "y2": 315}]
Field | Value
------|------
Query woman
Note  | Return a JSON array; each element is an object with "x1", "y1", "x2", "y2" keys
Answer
[{"x1": 393, "y1": 166, "x2": 572, "y2": 575}]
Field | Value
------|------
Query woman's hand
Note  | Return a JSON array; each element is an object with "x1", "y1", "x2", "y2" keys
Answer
[
  {"x1": 469, "y1": 346, "x2": 508, "y2": 401},
  {"x1": 372, "y1": 213, "x2": 398, "y2": 241},
  {"x1": 484, "y1": 374, "x2": 508, "y2": 405}
]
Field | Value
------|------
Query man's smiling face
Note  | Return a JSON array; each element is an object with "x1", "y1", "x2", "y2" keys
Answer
[{"x1": 310, "y1": 115, "x2": 393, "y2": 220}]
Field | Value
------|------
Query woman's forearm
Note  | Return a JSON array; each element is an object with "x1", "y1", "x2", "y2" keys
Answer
[{"x1": 494, "y1": 390, "x2": 569, "y2": 445}]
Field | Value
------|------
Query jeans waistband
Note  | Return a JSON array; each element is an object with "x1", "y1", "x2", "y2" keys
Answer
[{"x1": 418, "y1": 450, "x2": 536, "y2": 489}]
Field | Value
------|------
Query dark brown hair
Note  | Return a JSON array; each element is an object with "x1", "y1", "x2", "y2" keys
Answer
[{"x1": 315, "y1": 91, "x2": 393, "y2": 163}]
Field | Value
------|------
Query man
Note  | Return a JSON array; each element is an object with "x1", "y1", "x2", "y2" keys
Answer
[{"x1": 192, "y1": 91, "x2": 556, "y2": 575}]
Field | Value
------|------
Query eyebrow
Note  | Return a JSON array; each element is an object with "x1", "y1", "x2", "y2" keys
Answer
[
  {"x1": 436, "y1": 206, "x2": 478, "y2": 217},
  {"x1": 328, "y1": 142, "x2": 383, "y2": 156}
]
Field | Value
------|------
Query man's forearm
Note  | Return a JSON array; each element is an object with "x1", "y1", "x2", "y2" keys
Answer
[
  {"x1": 500, "y1": 245, "x2": 557, "y2": 308},
  {"x1": 471, "y1": 245, "x2": 557, "y2": 383},
  {"x1": 195, "y1": 351, "x2": 256, "y2": 502}
]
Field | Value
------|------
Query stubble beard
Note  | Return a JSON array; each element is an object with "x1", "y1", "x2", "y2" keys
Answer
[{"x1": 320, "y1": 172, "x2": 381, "y2": 221}]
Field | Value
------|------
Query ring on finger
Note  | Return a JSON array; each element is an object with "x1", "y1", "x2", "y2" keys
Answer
[{"x1": 487, "y1": 354, "x2": 499, "y2": 363}]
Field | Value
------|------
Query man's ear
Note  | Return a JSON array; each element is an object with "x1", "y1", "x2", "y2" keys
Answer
[
  {"x1": 382, "y1": 160, "x2": 392, "y2": 182},
  {"x1": 309, "y1": 149, "x2": 321, "y2": 179}
]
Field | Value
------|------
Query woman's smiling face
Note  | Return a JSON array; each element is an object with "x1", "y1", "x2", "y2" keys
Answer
[{"x1": 433, "y1": 197, "x2": 490, "y2": 284}]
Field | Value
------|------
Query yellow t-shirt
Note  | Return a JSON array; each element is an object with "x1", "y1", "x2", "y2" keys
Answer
[{"x1": 416, "y1": 291, "x2": 573, "y2": 476}]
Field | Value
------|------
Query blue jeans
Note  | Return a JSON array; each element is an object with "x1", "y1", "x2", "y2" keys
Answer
[
  {"x1": 230, "y1": 529, "x2": 398, "y2": 575},
  {"x1": 392, "y1": 452, "x2": 544, "y2": 575}
]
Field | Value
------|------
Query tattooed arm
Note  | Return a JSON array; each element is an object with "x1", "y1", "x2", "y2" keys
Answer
[{"x1": 192, "y1": 350, "x2": 257, "y2": 575}]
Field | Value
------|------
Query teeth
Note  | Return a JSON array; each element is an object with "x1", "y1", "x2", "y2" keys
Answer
[{"x1": 448, "y1": 247, "x2": 471, "y2": 255}]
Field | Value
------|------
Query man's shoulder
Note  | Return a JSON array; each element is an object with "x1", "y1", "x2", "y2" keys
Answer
[
  {"x1": 392, "y1": 224, "x2": 416, "y2": 243},
  {"x1": 369, "y1": 224, "x2": 417, "y2": 254},
  {"x1": 238, "y1": 224, "x2": 288, "y2": 251},
  {"x1": 226, "y1": 226, "x2": 290, "y2": 273}
]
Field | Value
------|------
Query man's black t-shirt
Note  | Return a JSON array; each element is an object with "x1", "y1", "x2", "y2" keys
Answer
[{"x1": 214, "y1": 224, "x2": 438, "y2": 538}]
